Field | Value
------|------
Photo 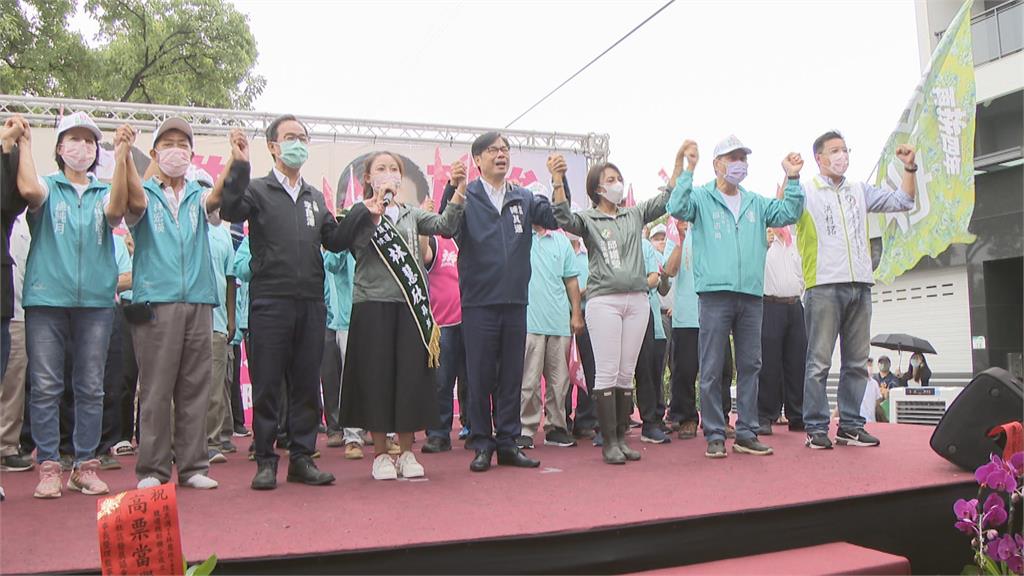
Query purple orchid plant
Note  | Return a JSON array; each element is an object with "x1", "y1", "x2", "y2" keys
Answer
[{"x1": 953, "y1": 452, "x2": 1024, "y2": 575}]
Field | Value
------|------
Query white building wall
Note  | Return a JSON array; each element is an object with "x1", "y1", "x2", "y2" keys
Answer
[{"x1": 857, "y1": 267, "x2": 974, "y2": 380}]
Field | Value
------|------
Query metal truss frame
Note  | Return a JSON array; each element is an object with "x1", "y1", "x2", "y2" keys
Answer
[{"x1": 0, "y1": 94, "x2": 609, "y2": 163}]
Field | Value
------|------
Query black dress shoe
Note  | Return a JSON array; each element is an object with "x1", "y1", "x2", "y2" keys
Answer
[
  {"x1": 422, "y1": 436, "x2": 452, "y2": 454},
  {"x1": 470, "y1": 449, "x2": 493, "y2": 472},
  {"x1": 497, "y1": 447, "x2": 540, "y2": 468},
  {"x1": 251, "y1": 460, "x2": 278, "y2": 490},
  {"x1": 287, "y1": 456, "x2": 335, "y2": 485}
]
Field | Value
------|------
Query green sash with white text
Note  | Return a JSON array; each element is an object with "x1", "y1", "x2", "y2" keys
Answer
[{"x1": 370, "y1": 217, "x2": 441, "y2": 367}]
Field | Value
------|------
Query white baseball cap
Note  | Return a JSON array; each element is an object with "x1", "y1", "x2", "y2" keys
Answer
[
  {"x1": 152, "y1": 116, "x2": 194, "y2": 148},
  {"x1": 714, "y1": 135, "x2": 752, "y2": 158},
  {"x1": 56, "y1": 112, "x2": 102, "y2": 141},
  {"x1": 649, "y1": 223, "x2": 667, "y2": 238}
]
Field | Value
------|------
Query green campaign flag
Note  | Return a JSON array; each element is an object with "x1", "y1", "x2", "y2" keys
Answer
[{"x1": 873, "y1": 0, "x2": 976, "y2": 285}]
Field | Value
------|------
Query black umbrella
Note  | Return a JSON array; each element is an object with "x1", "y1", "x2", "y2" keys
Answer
[{"x1": 870, "y1": 333, "x2": 937, "y2": 355}]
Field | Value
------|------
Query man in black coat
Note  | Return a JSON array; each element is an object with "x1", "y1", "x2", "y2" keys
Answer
[
  {"x1": 1, "y1": 116, "x2": 28, "y2": 375},
  {"x1": 1, "y1": 116, "x2": 30, "y2": 498},
  {"x1": 221, "y1": 119, "x2": 379, "y2": 490}
]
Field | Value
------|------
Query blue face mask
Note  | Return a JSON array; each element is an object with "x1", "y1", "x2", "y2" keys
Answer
[
  {"x1": 724, "y1": 160, "x2": 748, "y2": 185},
  {"x1": 278, "y1": 140, "x2": 309, "y2": 169}
]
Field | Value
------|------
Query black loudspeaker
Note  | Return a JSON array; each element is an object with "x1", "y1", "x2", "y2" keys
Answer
[{"x1": 930, "y1": 367, "x2": 1023, "y2": 471}]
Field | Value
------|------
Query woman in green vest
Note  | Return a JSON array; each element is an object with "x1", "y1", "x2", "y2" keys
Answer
[{"x1": 14, "y1": 112, "x2": 133, "y2": 499}]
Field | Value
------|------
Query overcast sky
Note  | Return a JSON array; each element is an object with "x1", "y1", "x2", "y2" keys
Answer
[{"x1": 228, "y1": 0, "x2": 921, "y2": 199}]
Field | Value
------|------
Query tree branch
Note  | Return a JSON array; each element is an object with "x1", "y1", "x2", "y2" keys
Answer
[
  {"x1": 120, "y1": 29, "x2": 191, "y2": 101},
  {"x1": 1, "y1": 55, "x2": 30, "y2": 71}
]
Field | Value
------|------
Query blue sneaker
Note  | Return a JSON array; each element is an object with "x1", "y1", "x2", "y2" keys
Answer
[
  {"x1": 458, "y1": 427, "x2": 471, "y2": 440},
  {"x1": 641, "y1": 426, "x2": 671, "y2": 444}
]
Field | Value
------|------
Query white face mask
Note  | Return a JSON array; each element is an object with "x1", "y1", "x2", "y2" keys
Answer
[
  {"x1": 828, "y1": 151, "x2": 849, "y2": 177},
  {"x1": 600, "y1": 181, "x2": 624, "y2": 204},
  {"x1": 911, "y1": 359, "x2": 921, "y2": 368}
]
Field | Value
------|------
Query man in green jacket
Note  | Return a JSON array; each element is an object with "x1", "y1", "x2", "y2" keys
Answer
[
  {"x1": 667, "y1": 135, "x2": 804, "y2": 459},
  {"x1": 119, "y1": 117, "x2": 224, "y2": 490}
]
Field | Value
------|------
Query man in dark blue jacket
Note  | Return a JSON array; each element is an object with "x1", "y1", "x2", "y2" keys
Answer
[{"x1": 441, "y1": 132, "x2": 562, "y2": 472}]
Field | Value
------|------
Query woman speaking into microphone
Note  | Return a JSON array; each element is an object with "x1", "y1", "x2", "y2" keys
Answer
[{"x1": 337, "y1": 151, "x2": 465, "y2": 481}]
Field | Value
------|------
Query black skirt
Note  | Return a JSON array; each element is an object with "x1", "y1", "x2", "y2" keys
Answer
[{"x1": 340, "y1": 301, "x2": 440, "y2": 433}]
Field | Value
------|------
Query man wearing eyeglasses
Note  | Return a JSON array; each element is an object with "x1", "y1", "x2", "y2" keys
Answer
[
  {"x1": 798, "y1": 130, "x2": 917, "y2": 451},
  {"x1": 439, "y1": 132, "x2": 563, "y2": 472},
  {"x1": 222, "y1": 116, "x2": 380, "y2": 490}
]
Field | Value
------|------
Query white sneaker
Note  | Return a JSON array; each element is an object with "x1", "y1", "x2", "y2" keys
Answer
[
  {"x1": 183, "y1": 474, "x2": 218, "y2": 490},
  {"x1": 111, "y1": 441, "x2": 135, "y2": 456},
  {"x1": 371, "y1": 454, "x2": 397, "y2": 480},
  {"x1": 137, "y1": 477, "x2": 162, "y2": 489},
  {"x1": 396, "y1": 451, "x2": 425, "y2": 478}
]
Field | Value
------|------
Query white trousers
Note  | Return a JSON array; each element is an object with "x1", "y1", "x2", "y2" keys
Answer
[{"x1": 585, "y1": 292, "x2": 650, "y2": 391}]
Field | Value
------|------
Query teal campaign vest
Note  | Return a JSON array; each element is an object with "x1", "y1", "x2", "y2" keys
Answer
[
  {"x1": 129, "y1": 178, "x2": 217, "y2": 305},
  {"x1": 24, "y1": 173, "x2": 116, "y2": 308}
]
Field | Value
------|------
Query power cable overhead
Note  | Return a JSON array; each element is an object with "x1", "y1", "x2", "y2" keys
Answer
[{"x1": 504, "y1": 0, "x2": 676, "y2": 129}]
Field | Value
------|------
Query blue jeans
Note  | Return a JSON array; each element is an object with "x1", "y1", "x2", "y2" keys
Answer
[
  {"x1": 802, "y1": 284, "x2": 871, "y2": 434},
  {"x1": 26, "y1": 307, "x2": 113, "y2": 464},
  {"x1": 697, "y1": 292, "x2": 763, "y2": 443},
  {"x1": 428, "y1": 324, "x2": 467, "y2": 439}
]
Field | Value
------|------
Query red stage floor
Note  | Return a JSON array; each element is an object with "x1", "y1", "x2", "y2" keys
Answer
[{"x1": 0, "y1": 422, "x2": 972, "y2": 574}]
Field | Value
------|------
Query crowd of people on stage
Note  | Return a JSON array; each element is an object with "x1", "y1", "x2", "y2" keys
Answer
[{"x1": 0, "y1": 109, "x2": 922, "y2": 499}]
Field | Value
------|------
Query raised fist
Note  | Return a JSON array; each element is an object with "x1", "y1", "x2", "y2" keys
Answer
[
  {"x1": 115, "y1": 124, "x2": 136, "y2": 146},
  {"x1": 17, "y1": 118, "x2": 31, "y2": 144},
  {"x1": 114, "y1": 124, "x2": 136, "y2": 159},
  {"x1": 676, "y1": 140, "x2": 698, "y2": 171},
  {"x1": 4, "y1": 116, "x2": 31, "y2": 145},
  {"x1": 895, "y1": 144, "x2": 916, "y2": 168},
  {"x1": 546, "y1": 153, "x2": 568, "y2": 181},
  {"x1": 1, "y1": 116, "x2": 26, "y2": 143},
  {"x1": 450, "y1": 160, "x2": 467, "y2": 188},
  {"x1": 230, "y1": 128, "x2": 249, "y2": 162},
  {"x1": 782, "y1": 153, "x2": 804, "y2": 178}
]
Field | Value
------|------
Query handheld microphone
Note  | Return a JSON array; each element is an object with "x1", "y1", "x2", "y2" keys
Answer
[{"x1": 383, "y1": 190, "x2": 395, "y2": 206}]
